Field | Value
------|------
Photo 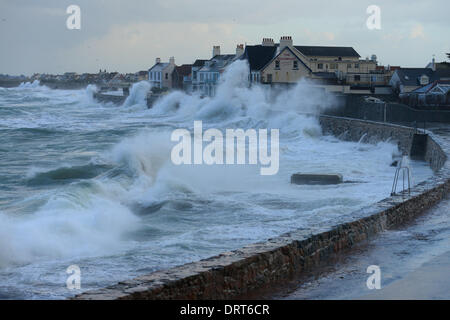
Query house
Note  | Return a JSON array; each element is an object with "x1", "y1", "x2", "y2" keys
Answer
[
  {"x1": 110, "y1": 73, "x2": 125, "y2": 84},
  {"x1": 242, "y1": 37, "x2": 312, "y2": 85},
  {"x1": 241, "y1": 36, "x2": 378, "y2": 90},
  {"x1": 389, "y1": 68, "x2": 436, "y2": 94},
  {"x1": 403, "y1": 80, "x2": 450, "y2": 107},
  {"x1": 373, "y1": 65, "x2": 400, "y2": 85},
  {"x1": 148, "y1": 57, "x2": 177, "y2": 89},
  {"x1": 259, "y1": 37, "x2": 313, "y2": 84},
  {"x1": 390, "y1": 58, "x2": 450, "y2": 95},
  {"x1": 296, "y1": 46, "x2": 377, "y2": 85},
  {"x1": 242, "y1": 40, "x2": 277, "y2": 83},
  {"x1": 196, "y1": 45, "x2": 243, "y2": 96},
  {"x1": 191, "y1": 59, "x2": 208, "y2": 92},
  {"x1": 432, "y1": 62, "x2": 450, "y2": 81},
  {"x1": 173, "y1": 64, "x2": 192, "y2": 90}
]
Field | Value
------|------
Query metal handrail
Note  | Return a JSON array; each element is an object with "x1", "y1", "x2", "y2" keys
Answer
[{"x1": 391, "y1": 156, "x2": 411, "y2": 196}]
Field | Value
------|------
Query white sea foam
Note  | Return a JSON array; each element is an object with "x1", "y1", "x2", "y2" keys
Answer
[
  {"x1": 18, "y1": 80, "x2": 42, "y2": 88},
  {"x1": 0, "y1": 186, "x2": 139, "y2": 267},
  {"x1": 0, "y1": 60, "x2": 435, "y2": 298},
  {"x1": 123, "y1": 81, "x2": 151, "y2": 108}
]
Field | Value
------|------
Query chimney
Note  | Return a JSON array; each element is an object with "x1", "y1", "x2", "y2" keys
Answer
[
  {"x1": 169, "y1": 56, "x2": 175, "y2": 65},
  {"x1": 236, "y1": 44, "x2": 244, "y2": 56},
  {"x1": 262, "y1": 38, "x2": 275, "y2": 47},
  {"x1": 431, "y1": 57, "x2": 436, "y2": 71},
  {"x1": 155, "y1": 57, "x2": 161, "y2": 64},
  {"x1": 279, "y1": 36, "x2": 293, "y2": 50},
  {"x1": 212, "y1": 46, "x2": 221, "y2": 58}
]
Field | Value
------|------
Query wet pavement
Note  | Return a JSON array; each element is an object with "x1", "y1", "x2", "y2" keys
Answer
[{"x1": 271, "y1": 195, "x2": 450, "y2": 300}]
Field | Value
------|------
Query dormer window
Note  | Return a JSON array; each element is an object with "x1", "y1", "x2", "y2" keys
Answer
[{"x1": 419, "y1": 74, "x2": 429, "y2": 85}]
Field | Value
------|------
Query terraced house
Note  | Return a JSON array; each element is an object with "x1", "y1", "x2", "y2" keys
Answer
[
  {"x1": 196, "y1": 45, "x2": 244, "y2": 97},
  {"x1": 148, "y1": 56, "x2": 176, "y2": 89}
]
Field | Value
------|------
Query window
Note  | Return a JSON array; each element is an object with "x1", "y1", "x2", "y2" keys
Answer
[
  {"x1": 354, "y1": 75, "x2": 361, "y2": 81},
  {"x1": 347, "y1": 64, "x2": 352, "y2": 69},
  {"x1": 200, "y1": 73, "x2": 204, "y2": 81},
  {"x1": 330, "y1": 63, "x2": 338, "y2": 69},
  {"x1": 420, "y1": 75, "x2": 429, "y2": 85},
  {"x1": 165, "y1": 73, "x2": 168, "y2": 80},
  {"x1": 275, "y1": 60, "x2": 280, "y2": 69},
  {"x1": 355, "y1": 63, "x2": 359, "y2": 68},
  {"x1": 193, "y1": 71, "x2": 197, "y2": 80},
  {"x1": 267, "y1": 74, "x2": 272, "y2": 83},
  {"x1": 318, "y1": 63, "x2": 323, "y2": 69},
  {"x1": 293, "y1": 61, "x2": 298, "y2": 69}
]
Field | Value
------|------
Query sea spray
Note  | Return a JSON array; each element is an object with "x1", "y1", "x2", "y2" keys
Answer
[
  {"x1": 0, "y1": 186, "x2": 140, "y2": 267},
  {"x1": 123, "y1": 81, "x2": 151, "y2": 107},
  {"x1": 149, "y1": 60, "x2": 335, "y2": 135},
  {"x1": 84, "y1": 84, "x2": 98, "y2": 104},
  {"x1": 0, "y1": 59, "x2": 436, "y2": 299},
  {"x1": 18, "y1": 80, "x2": 41, "y2": 88}
]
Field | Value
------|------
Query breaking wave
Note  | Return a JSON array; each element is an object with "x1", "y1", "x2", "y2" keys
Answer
[
  {"x1": 26, "y1": 163, "x2": 112, "y2": 186},
  {"x1": 0, "y1": 59, "x2": 418, "y2": 288},
  {"x1": 123, "y1": 81, "x2": 151, "y2": 107},
  {"x1": 18, "y1": 80, "x2": 42, "y2": 88}
]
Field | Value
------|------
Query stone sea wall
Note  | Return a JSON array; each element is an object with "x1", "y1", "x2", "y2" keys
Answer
[
  {"x1": 74, "y1": 116, "x2": 450, "y2": 300},
  {"x1": 318, "y1": 115, "x2": 447, "y2": 172}
]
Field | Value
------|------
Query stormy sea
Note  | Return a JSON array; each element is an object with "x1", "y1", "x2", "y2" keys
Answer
[{"x1": 0, "y1": 61, "x2": 433, "y2": 299}]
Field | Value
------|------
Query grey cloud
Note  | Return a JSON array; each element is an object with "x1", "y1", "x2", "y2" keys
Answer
[{"x1": 0, "y1": 0, "x2": 448, "y2": 75}]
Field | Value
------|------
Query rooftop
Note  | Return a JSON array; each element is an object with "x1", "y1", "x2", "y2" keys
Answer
[
  {"x1": 294, "y1": 46, "x2": 360, "y2": 58},
  {"x1": 175, "y1": 64, "x2": 192, "y2": 77},
  {"x1": 243, "y1": 45, "x2": 277, "y2": 71},
  {"x1": 193, "y1": 59, "x2": 208, "y2": 67},
  {"x1": 394, "y1": 68, "x2": 435, "y2": 86},
  {"x1": 148, "y1": 62, "x2": 170, "y2": 72}
]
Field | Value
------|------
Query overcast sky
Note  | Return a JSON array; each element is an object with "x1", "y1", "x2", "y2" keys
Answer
[{"x1": 0, "y1": 0, "x2": 449, "y2": 75}]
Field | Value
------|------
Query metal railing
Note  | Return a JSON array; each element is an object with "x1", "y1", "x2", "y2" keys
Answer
[{"x1": 391, "y1": 155, "x2": 411, "y2": 196}]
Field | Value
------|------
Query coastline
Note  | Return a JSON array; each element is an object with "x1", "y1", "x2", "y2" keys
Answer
[{"x1": 73, "y1": 116, "x2": 450, "y2": 300}]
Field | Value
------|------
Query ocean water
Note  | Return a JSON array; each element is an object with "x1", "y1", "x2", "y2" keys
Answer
[{"x1": 0, "y1": 61, "x2": 434, "y2": 299}]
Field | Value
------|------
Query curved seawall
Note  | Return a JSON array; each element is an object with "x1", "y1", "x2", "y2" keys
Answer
[{"x1": 74, "y1": 116, "x2": 450, "y2": 300}]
